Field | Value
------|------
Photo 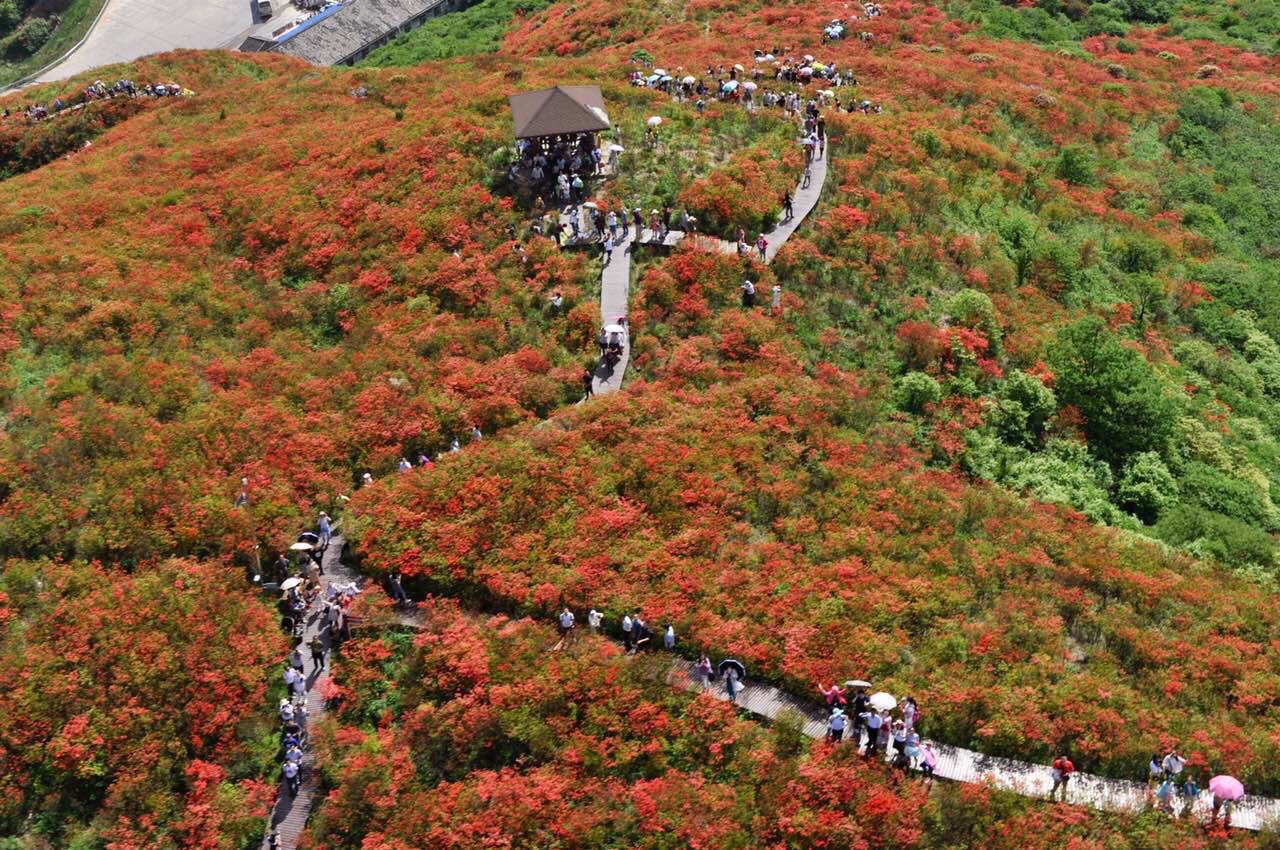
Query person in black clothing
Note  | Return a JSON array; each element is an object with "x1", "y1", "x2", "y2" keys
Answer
[
  {"x1": 782, "y1": 191, "x2": 794, "y2": 221},
  {"x1": 850, "y1": 689, "x2": 869, "y2": 746},
  {"x1": 582, "y1": 367, "x2": 595, "y2": 399}
]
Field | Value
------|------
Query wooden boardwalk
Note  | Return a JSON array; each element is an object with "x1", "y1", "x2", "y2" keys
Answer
[
  {"x1": 573, "y1": 146, "x2": 829, "y2": 396},
  {"x1": 260, "y1": 535, "x2": 361, "y2": 850},
  {"x1": 260, "y1": 536, "x2": 1279, "y2": 835},
  {"x1": 664, "y1": 659, "x2": 1280, "y2": 831}
]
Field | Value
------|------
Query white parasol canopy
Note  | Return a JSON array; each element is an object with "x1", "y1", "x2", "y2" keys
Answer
[{"x1": 280, "y1": 577, "x2": 302, "y2": 590}]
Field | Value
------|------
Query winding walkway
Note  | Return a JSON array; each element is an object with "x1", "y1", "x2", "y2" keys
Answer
[
  {"x1": 663, "y1": 660, "x2": 1278, "y2": 831},
  {"x1": 260, "y1": 535, "x2": 358, "y2": 850},
  {"x1": 264, "y1": 533, "x2": 1276, "y2": 838},
  {"x1": 587, "y1": 148, "x2": 829, "y2": 396}
]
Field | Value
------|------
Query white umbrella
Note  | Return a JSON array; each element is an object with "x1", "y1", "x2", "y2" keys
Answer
[
  {"x1": 653, "y1": 68, "x2": 667, "y2": 76},
  {"x1": 844, "y1": 679, "x2": 872, "y2": 689},
  {"x1": 868, "y1": 691, "x2": 897, "y2": 711},
  {"x1": 742, "y1": 81, "x2": 758, "y2": 91},
  {"x1": 804, "y1": 54, "x2": 815, "y2": 62},
  {"x1": 280, "y1": 577, "x2": 302, "y2": 590},
  {"x1": 647, "y1": 115, "x2": 662, "y2": 126},
  {"x1": 609, "y1": 144, "x2": 625, "y2": 152},
  {"x1": 682, "y1": 75, "x2": 696, "y2": 84},
  {"x1": 733, "y1": 63, "x2": 745, "y2": 71},
  {"x1": 820, "y1": 89, "x2": 834, "y2": 97},
  {"x1": 582, "y1": 201, "x2": 599, "y2": 209},
  {"x1": 603, "y1": 323, "x2": 626, "y2": 334},
  {"x1": 289, "y1": 541, "x2": 314, "y2": 551}
]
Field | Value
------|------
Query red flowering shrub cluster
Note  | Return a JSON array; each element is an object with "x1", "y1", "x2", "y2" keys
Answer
[
  {"x1": 0, "y1": 558, "x2": 282, "y2": 847},
  {"x1": 308, "y1": 599, "x2": 1241, "y2": 848}
]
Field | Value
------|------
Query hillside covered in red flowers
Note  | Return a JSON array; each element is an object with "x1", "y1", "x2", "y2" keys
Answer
[{"x1": 2, "y1": 0, "x2": 1280, "y2": 843}]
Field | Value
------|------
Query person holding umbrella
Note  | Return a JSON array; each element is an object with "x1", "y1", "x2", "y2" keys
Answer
[
  {"x1": 720, "y1": 659, "x2": 746, "y2": 703},
  {"x1": 1209, "y1": 775, "x2": 1244, "y2": 827}
]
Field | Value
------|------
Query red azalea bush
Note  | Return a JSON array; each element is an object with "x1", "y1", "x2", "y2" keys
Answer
[
  {"x1": 679, "y1": 143, "x2": 803, "y2": 237},
  {"x1": 348, "y1": 365, "x2": 1280, "y2": 789},
  {"x1": 0, "y1": 558, "x2": 282, "y2": 847}
]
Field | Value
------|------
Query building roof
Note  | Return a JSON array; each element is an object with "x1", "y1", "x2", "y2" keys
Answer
[
  {"x1": 509, "y1": 86, "x2": 610, "y2": 139},
  {"x1": 273, "y1": 0, "x2": 435, "y2": 65}
]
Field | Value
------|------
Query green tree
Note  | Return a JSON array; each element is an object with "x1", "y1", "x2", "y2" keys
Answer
[
  {"x1": 1047, "y1": 316, "x2": 1178, "y2": 465},
  {"x1": 1117, "y1": 451, "x2": 1177, "y2": 523},
  {"x1": 991, "y1": 370, "x2": 1057, "y2": 446}
]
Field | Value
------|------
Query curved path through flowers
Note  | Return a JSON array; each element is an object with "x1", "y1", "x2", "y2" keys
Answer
[
  {"x1": 270, "y1": 538, "x2": 1280, "y2": 840},
  {"x1": 590, "y1": 149, "x2": 829, "y2": 396}
]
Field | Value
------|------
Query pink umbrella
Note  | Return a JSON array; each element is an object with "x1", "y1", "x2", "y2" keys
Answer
[{"x1": 1209, "y1": 775, "x2": 1245, "y2": 800}]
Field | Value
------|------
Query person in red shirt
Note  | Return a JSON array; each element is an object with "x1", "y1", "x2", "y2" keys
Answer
[{"x1": 1051, "y1": 755, "x2": 1074, "y2": 801}]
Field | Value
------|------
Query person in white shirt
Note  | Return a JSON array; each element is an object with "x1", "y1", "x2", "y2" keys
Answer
[
  {"x1": 828, "y1": 708, "x2": 847, "y2": 742},
  {"x1": 622, "y1": 613, "x2": 634, "y2": 651},
  {"x1": 588, "y1": 609, "x2": 603, "y2": 633},
  {"x1": 558, "y1": 608, "x2": 575, "y2": 637},
  {"x1": 1162, "y1": 749, "x2": 1185, "y2": 780}
]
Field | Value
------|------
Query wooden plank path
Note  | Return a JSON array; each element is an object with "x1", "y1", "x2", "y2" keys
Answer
[
  {"x1": 568, "y1": 146, "x2": 830, "y2": 396},
  {"x1": 258, "y1": 536, "x2": 1279, "y2": 836},
  {"x1": 260, "y1": 535, "x2": 362, "y2": 850},
  {"x1": 663, "y1": 659, "x2": 1280, "y2": 831}
]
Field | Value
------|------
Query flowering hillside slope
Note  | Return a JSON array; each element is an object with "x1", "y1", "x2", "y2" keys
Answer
[{"x1": 1, "y1": 0, "x2": 1280, "y2": 843}]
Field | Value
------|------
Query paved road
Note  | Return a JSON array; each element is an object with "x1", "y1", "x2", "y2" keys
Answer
[{"x1": 35, "y1": 0, "x2": 253, "y2": 84}]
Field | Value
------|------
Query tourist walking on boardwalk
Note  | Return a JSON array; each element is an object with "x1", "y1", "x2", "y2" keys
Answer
[
  {"x1": 1162, "y1": 748, "x2": 1185, "y2": 781},
  {"x1": 695, "y1": 653, "x2": 714, "y2": 689},
  {"x1": 581, "y1": 366, "x2": 595, "y2": 400},
  {"x1": 283, "y1": 759, "x2": 300, "y2": 795},
  {"x1": 1148, "y1": 753, "x2": 1164, "y2": 789},
  {"x1": 318, "y1": 512, "x2": 332, "y2": 547},
  {"x1": 663, "y1": 623, "x2": 676, "y2": 650},
  {"x1": 1050, "y1": 754, "x2": 1073, "y2": 801},
  {"x1": 919, "y1": 740, "x2": 938, "y2": 785},
  {"x1": 603, "y1": 234, "x2": 614, "y2": 265},
  {"x1": 606, "y1": 209, "x2": 618, "y2": 240},
  {"x1": 818, "y1": 682, "x2": 846, "y2": 707},
  {"x1": 862, "y1": 707, "x2": 882, "y2": 755},
  {"x1": 828, "y1": 707, "x2": 846, "y2": 742},
  {"x1": 782, "y1": 190, "x2": 793, "y2": 221},
  {"x1": 901, "y1": 696, "x2": 918, "y2": 731},
  {"x1": 741, "y1": 278, "x2": 755, "y2": 308},
  {"x1": 309, "y1": 634, "x2": 327, "y2": 671},
  {"x1": 558, "y1": 607, "x2": 575, "y2": 639},
  {"x1": 756, "y1": 234, "x2": 768, "y2": 260},
  {"x1": 279, "y1": 698, "x2": 294, "y2": 723},
  {"x1": 588, "y1": 608, "x2": 602, "y2": 633},
  {"x1": 725, "y1": 666, "x2": 741, "y2": 702},
  {"x1": 622, "y1": 612, "x2": 634, "y2": 651},
  {"x1": 285, "y1": 742, "x2": 303, "y2": 765}
]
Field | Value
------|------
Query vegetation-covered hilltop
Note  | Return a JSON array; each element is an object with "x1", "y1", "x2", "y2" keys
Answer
[{"x1": 2, "y1": 0, "x2": 1280, "y2": 844}]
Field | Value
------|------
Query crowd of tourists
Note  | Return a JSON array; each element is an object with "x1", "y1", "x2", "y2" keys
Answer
[
  {"x1": 3, "y1": 78, "x2": 193, "y2": 123},
  {"x1": 509, "y1": 131, "x2": 604, "y2": 203},
  {"x1": 630, "y1": 50, "x2": 883, "y2": 116}
]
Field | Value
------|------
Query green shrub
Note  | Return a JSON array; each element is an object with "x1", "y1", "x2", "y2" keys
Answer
[
  {"x1": 896, "y1": 371, "x2": 942, "y2": 413},
  {"x1": 1117, "y1": 452, "x2": 1177, "y2": 523},
  {"x1": 991, "y1": 370, "x2": 1056, "y2": 446},
  {"x1": 1048, "y1": 316, "x2": 1178, "y2": 466},
  {"x1": 1155, "y1": 504, "x2": 1275, "y2": 568},
  {"x1": 11, "y1": 15, "x2": 53, "y2": 54},
  {"x1": 1055, "y1": 144, "x2": 1095, "y2": 186}
]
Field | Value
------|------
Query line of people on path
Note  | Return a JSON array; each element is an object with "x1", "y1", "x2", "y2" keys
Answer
[
  {"x1": 1047, "y1": 746, "x2": 1241, "y2": 827},
  {"x1": 4, "y1": 78, "x2": 193, "y2": 123},
  {"x1": 817, "y1": 682, "x2": 937, "y2": 781}
]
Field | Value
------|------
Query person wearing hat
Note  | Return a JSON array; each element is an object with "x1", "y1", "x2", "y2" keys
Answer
[
  {"x1": 318, "y1": 512, "x2": 332, "y2": 547},
  {"x1": 828, "y1": 707, "x2": 847, "y2": 742}
]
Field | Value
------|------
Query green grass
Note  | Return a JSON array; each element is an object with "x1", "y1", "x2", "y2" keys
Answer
[
  {"x1": 360, "y1": 0, "x2": 552, "y2": 66},
  {"x1": 0, "y1": 0, "x2": 108, "y2": 88}
]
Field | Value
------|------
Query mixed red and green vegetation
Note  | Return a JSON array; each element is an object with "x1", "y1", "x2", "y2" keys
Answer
[
  {"x1": 305, "y1": 597, "x2": 1246, "y2": 849},
  {"x1": 3, "y1": 0, "x2": 1280, "y2": 841}
]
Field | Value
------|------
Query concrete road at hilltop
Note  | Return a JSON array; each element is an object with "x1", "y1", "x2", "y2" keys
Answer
[{"x1": 35, "y1": 0, "x2": 254, "y2": 84}]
